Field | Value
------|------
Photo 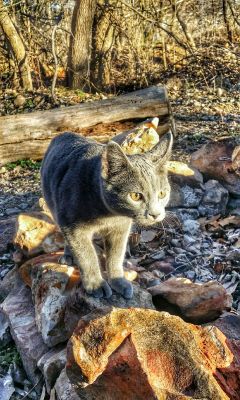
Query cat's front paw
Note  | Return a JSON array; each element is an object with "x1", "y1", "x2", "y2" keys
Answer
[
  {"x1": 58, "y1": 254, "x2": 74, "y2": 266},
  {"x1": 109, "y1": 278, "x2": 133, "y2": 299},
  {"x1": 85, "y1": 279, "x2": 112, "y2": 299}
]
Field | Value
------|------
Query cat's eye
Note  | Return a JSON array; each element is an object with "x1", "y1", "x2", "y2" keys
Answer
[
  {"x1": 159, "y1": 190, "x2": 166, "y2": 199},
  {"x1": 130, "y1": 192, "x2": 143, "y2": 201}
]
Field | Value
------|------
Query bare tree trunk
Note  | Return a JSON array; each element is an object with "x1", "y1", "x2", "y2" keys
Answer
[
  {"x1": 67, "y1": 0, "x2": 97, "y2": 89},
  {"x1": 223, "y1": 0, "x2": 233, "y2": 43},
  {"x1": 0, "y1": 0, "x2": 32, "y2": 90},
  {"x1": 169, "y1": 0, "x2": 196, "y2": 51}
]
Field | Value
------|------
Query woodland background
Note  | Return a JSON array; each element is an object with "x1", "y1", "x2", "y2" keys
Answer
[{"x1": 0, "y1": 0, "x2": 239, "y2": 97}]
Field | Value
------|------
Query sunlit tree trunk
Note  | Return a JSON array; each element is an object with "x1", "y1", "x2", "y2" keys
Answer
[
  {"x1": 0, "y1": 0, "x2": 32, "y2": 90},
  {"x1": 67, "y1": 0, "x2": 97, "y2": 89}
]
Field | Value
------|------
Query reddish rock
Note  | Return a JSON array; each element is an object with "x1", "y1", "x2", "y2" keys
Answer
[
  {"x1": 66, "y1": 307, "x2": 232, "y2": 399},
  {"x1": 14, "y1": 211, "x2": 64, "y2": 257},
  {"x1": 149, "y1": 260, "x2": 175, "y2": 274},
  {"x1": 148, "y1": 277, "x2": 232, "y2": 323},
  {"x1": 190, "y1": 141, "x2": 240, "y2": 195},
  {"x1": 210, "y1": 312, "x2": 240, "y2": 400}
]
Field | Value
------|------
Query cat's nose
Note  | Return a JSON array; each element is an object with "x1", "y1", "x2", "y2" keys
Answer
[
  {"x1": 148, "y1": 212, "x2": 160, "y2": 220},
  {"x1": 147, "y1": 209, "x2": 165, "y2": 221}
]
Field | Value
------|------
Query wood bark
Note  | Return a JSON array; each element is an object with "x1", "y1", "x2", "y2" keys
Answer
[
  {"x1": 0, "y1": 86, "x2": 170, "y2": 165},
  {"x1": 67, "y1": 0, "x2": 97, "y2": 89},
  {"x1": 0, "y1": 0, "x2": 32, "y2": 90}
]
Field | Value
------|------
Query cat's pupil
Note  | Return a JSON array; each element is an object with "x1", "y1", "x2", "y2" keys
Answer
[{"x1": 159, "y1": 190, "x2": 166, "y2": 199}]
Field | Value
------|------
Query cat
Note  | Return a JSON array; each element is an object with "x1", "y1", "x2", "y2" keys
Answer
[{"x1": 40, "y1": 131, "x2": 172, "y2": 299}]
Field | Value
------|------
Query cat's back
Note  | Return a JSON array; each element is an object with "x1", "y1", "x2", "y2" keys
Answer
[{"x1": 43, "y1": 132, "x2": 100, "y2": 163}]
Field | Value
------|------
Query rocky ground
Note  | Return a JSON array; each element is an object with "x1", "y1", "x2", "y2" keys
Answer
[{"x1": 0, "y1": 85, "x2": 240, "y2": 399}]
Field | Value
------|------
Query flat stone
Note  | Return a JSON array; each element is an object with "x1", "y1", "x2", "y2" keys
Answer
[
  {"x1": 66, "y1": 307, "x2": 232, "y2": 400},
  {"x1": 190, "y1": 140, "x2": 240, "y2": 195},
  {"x1": 38, "y1": 347, "x2": 67, "y2": 394},
  {"x1": 0, "y1": 276, "x2": 49, "y2": 383},
  {"x1": 148, "y1": 277, "x2": 232, "y2": 323},
  {"x1": 55, "y1": 369, "x2": 80, "y2": 400}
]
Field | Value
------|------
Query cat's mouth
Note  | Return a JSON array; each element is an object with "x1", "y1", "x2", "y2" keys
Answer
[{"x1": 135, "y1": 212, "x2": 166, "y2": 227}]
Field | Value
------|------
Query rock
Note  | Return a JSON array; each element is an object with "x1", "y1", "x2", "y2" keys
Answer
[
  {"x1": 0, "y1": 266, "x2": 19, "y2": 300},
  {"x1": 19, "y1": 253, "x2": 154, "y2": 347},
  {"x1": 137, "y1": 270, "x2": 156, "y2": 288},
  {"x1": 5, "y1": 207, "x2": 20, "y2": 216},
  {"x1": 169, "y1": 184, "x2": 203, "y2": 208},
  {"x1": 190, "y1": 140, "x2": 240, "y2": 195},
  {"x1": 210, "y1": 313, "x2": 240, "y2": 400},
  {"x1": 148, "y1": 278, "x2": 232, "y2": 323},
  {"x1": 0, "y1": 217, "x2": 16, "y2": 252},
  {"x1": 0, "y1": 372, "x2": 15, "y2": 400},
  {"x1": 14, "y1": 211, "x2": 64, "y2": 257},
  {"x1": 168, "y1": 162, "x2": 203, "y2": 208},
  {"x1": 227, "y1": 196, "x2": 240, "y2": 214},
  {"x1": 14, "y1": 94, "x2": 26, "y2": 107},
  {"x1": 0, "y1": 277, "x2": 49, "y2": 383},
  {"x1": 182, "y1": 219, "x2": 200, "y2": 235},
  {"x1": 198, "y1": 180, "x2": 229, "y2": 217},
  {"x1": 38, "y1": 347, "x2": 67, "y2": 394},
  {"x1": 168, "y1": 161, "x2": 203, "y2": 185},
  {"x1": 0, "y1": 311, "x2": 11, "y2": 346},
  {"x1": 66, "y1": 307, "x2": 232, "y2": 400},
  {"x1": 170, "y1": 208, "x2": 200, "y2": 221},
  {"x1": 55, "y1": 369, "x2": 80, "y2": 400},
  {"x1": 149, "y1": 260, "x2": 175, "y2": 274}
]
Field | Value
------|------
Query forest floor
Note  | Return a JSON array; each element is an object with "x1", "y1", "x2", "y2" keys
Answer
[
  {"x1": 0, "y1": 82, "x2": 239, "y2": 218},
  {"x1": 0, "y1": 80, "x2": 240, "y2": 399}
]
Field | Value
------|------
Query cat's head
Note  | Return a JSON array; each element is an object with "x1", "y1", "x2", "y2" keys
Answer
[{"x1": 101, "y1": 131, "x2": 172, "y2": 226}]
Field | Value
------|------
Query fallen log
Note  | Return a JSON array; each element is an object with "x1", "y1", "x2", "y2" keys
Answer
[{"x1": 0, "y1": 86, "x2": 171, "y2": 165}]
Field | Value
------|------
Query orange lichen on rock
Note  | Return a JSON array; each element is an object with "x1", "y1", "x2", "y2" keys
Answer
[
  {"x1": 14, "y1": 211, "x2": 64, "y2": 256},
  {"x1": 66, "y1": 307, "x2": 233, "y2": 400}
]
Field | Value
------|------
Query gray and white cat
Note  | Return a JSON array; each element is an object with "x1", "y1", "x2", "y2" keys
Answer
[{"x1": 41, "y1": 131, "x2": 172, "y2": 299}]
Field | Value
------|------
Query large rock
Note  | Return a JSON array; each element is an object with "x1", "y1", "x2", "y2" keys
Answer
[
  {"x1": 168, "y1": 162, "x2": 204, "y2": 208},
  {"x1": 190, "y1": 140, "x2": 240, "y2": 195},
  {"x1": 19, "y1": 253, "x2": 154, "y2": 347},
  {"x1": 0, "y1": 276, "x2": 49, "y2": 384},
  {"x1": 198, "y1": 180, "x2": 229, "y2": 217},
  {"x1": 38, "y1": 347, "x2": 67, "y2": 394},
  {"x1": 210, "y1": 313, "x2": 240, "y2": 400},
  {"x1": 66, "y1": 307, "x2": 232, "y2": 400},
  {"x1": 148, "y1": 277, "x2": 232, "y2": 323},
  {"x1": 14, "y1": 211, "x2": 64, "y2": 257},
  {"x1": 55, "y1": 369, "x2": 80, "y2": 400}
]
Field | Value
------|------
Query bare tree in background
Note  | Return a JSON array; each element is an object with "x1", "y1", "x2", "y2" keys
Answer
[
  {"x1": 67, "y1": 0, "x2": 97, "y2": 89},
  {"x1": 0, "y1": 0, "x2": 32, "y2": 90}
]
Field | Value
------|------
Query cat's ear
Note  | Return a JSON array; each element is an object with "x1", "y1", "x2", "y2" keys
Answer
[
  {"x1": 101, "y1": 141, "x2": 132, "y2": 180},
  {"x1": 147, "y1": 131, "x2": 173, "y2": 165}
]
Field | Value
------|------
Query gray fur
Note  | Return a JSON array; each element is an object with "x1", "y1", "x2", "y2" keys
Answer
[{"x1": 41, "y1": 131, "x2": 172, "y2": 299}]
